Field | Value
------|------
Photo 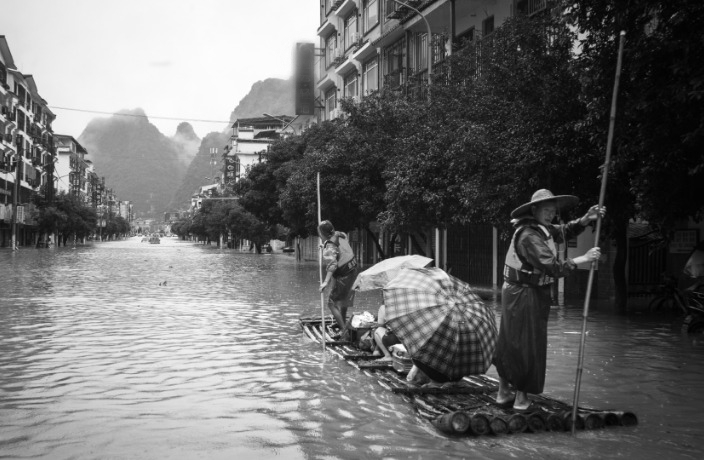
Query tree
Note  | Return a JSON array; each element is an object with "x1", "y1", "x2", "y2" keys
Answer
[
  {"x1": 236, "y1": 131, "x2": 309, "y2": 237},
  {"x1": 35, "y1": 192, "x2": 97, "y2": 245},
  {"x1": 380, "y1": 14, "x2": 600, "y2": 237},
  {"x1": 565, "y1": 0, "x2": 704, "y2": 311}
]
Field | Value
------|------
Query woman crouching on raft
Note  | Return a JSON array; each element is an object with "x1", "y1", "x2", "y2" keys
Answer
[
  {"x1": 493, "y1": 189, "x2": 605, "y2": 412},
  {"x1": 318, "y1": 220, "x2": 359, "y2": 340}
]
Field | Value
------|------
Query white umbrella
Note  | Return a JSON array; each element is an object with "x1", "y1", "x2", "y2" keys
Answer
[
  {"x1": 352, "y1": 255, "x2": 433, "y2": 291},
  {"x1": 684, "y1": 242, "x2": 704, "y2": 278}
]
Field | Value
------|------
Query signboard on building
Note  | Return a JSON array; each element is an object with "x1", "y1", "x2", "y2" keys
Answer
[{"x1": 295, "y1": 42, "x2": 315, "y2": 116}]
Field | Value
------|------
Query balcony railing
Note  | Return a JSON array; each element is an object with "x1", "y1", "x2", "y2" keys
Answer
[
  {"x1": 332, "y1": 55, "x2": 347, "y2": 67},
  {"x1": 517, "y1": 0, "x2": 552, "y2": 16}
]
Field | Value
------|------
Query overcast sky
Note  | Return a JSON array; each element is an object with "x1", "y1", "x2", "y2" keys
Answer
[{"x1": 1, "y1": 0, "x2": 319, "y2": 138}]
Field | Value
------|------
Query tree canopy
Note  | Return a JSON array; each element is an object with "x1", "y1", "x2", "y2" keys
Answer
[{"x1": 210, "y1": 3, "x2": 703, "y2": 309}]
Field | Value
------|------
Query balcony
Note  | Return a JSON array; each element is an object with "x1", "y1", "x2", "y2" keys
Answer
[
  {"x1": 328, "y1": 46, "x2": 346, "y2": 68},
  {"x1": 316, "y1": 73, "x2": 336, "y2": 91},
  {"x1": 517, "y1": 0, "x2": 551, "y2": 16},
  {"x1": 334, "y1": 56, "x2": 360, "y2": 76},
  {"x1": 333, "y1": 0, "x2": 356, "y2": 18},
  {"x1": 387, "y1": 6, "x2": 409, "y2": 19},
  {"x1": 317, "y1": 19, "x2": 336, "y2": 38},
  {"x1": 383, "y1": 69, "x2": 406, "y2": 89},
  {"x1": 351, "y1": 40, "x2": 376, "y2": 62}
]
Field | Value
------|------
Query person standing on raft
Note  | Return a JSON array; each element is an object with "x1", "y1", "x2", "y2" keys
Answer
[
  {"x1": 318, "y1": 220, "x2": 359, "y2": 339},
  {"x1": 493, "y1": 189, "x2": 605, "y2": 412}
]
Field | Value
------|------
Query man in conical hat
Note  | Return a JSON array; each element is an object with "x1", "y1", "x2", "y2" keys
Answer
[{"x1": 493, "y1": 189, "x2": 605, "y2": 412}]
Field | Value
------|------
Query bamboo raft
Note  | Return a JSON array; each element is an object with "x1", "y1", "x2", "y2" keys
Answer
[{"x1": 300, "y1": 315, "x2": 638, "y2": 437}]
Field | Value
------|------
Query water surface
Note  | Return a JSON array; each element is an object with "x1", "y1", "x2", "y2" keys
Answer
[{"x1": 1, "y1": 238, "x2": 702, "y2": 459}]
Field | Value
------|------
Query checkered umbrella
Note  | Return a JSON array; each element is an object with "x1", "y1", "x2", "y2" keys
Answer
[{"x1": 383, "y1": 267, "x2": 497, "y2": 381}]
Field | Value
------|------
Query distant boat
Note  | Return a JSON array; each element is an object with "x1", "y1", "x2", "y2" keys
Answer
[{"x1": 149, "y1": 235, "x2": 160, "y2": 244}]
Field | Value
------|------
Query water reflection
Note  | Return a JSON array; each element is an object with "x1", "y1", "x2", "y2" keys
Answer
[{"x1": 0, "y1": 238, "x2": 703, "y2": 459}]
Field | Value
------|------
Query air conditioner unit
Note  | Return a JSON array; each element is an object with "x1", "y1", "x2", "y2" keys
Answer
[
  {"x1": 351, "y1": 32, "x2": 362, "y2": 44},
  {"x1": 334, "y1": 48, "x2": 343, "y2": 59}
]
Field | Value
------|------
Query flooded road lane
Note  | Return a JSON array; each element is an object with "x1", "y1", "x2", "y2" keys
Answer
[{"x1": 1, "y1": 237, "x2": 703, "y2": 459}]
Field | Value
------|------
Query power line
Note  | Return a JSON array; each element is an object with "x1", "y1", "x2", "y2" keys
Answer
[{"x1": 48, "y1": 106, "x2": 232, "y2": 124}]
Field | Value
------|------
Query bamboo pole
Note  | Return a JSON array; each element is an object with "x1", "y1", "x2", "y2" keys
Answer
[
  {"x1": 571, "y1": 31, "x2": 626, "y2": 435},
  {"x1": 317, "y1": 172, "x2": 326, "y2": 353}
]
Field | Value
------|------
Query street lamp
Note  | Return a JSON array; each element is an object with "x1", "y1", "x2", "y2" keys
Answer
[{"x1": 393, "y1": 0, "x2": 432, "y2": 88}]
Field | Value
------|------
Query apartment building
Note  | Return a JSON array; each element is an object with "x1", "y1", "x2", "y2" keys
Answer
[
  {"x1": 225, "y1": 116, "x2": 295, "y2": 181},
  {"x1": 316, "y1": 0, "x2": 537, "y2": 120},
  {"x1": 54, "y1": 134, "x2": 89, "y2": 200},
  {"x1": 0, "y1": 36, "x2": 56, "y2": 247}
]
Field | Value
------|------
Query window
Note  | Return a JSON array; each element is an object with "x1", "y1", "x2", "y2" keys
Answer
[
  {"x1": 344, "y1": 72, "x2": 358, "y2": 98},
  {"x1": 325, "y1": 33, "x2": 337, "y2": 69},
  {"x1": 431, "y1": 34, "x2": 446, "y2": 65},
  {"x1": 383, "y1": 38, "x2": 406, "y2": 87},
  {"x1": 384, "y1": 0, "x2": 397, "y2": 19},
  {"x1": 0, "y1": 61, "x2": 6, "y2": 87},
  {"x1": 411, "y1": 32, "x2": 429, "y2": 73},
  {"x1": 363, "y1": 0, "x2": 378, "y2": 33},
  {"x1": 363, "y1": 57, "x2": 378, "y2": 93},
  {"x1": 325, "y1": 87, "x2": 337, "y2": 120},
  {"x1": 482, "y1": 16, "x2": 495, "y2": 36},
  {"x1": 457, "y1": 27, "x2": 475, "y2": 49},
  {"x1": 344, "y1": 13, "x2": 357, "y2": 50}
]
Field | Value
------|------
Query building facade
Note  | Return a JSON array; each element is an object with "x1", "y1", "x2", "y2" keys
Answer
[
  {"x1": 316, "y1": 0, "x2": 545, "y2": 121},
  {"x1": 226, "y1": 116, "x2": 293, "y2": 179},
  {"x1": 0, "y1": 35, "x2": 56, "y2": 247}
]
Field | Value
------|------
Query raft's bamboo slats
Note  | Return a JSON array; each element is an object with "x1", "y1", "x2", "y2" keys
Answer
[
  {"x1": 358, "y1": 361, "x2": 395, "y2": 370},
  {"x1": 342, "y1": 354, "x2": 386, "y2": 361},
  {"x1": 299, "y1": 317, "x2": 637, "y2": 437}
]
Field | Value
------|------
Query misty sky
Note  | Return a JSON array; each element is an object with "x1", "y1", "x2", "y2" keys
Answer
[{"x1": 1, "y1": 0, "x2": 319, "y2": 138}]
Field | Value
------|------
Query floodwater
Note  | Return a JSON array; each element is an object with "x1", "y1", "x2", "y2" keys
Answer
[{"x1": 0, "y1": 237, "x2": 702, "y2": 460}]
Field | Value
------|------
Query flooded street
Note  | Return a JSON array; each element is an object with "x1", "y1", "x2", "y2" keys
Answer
[{"x1": 1, "y1": 237, "x2": 703, "y2": 459}]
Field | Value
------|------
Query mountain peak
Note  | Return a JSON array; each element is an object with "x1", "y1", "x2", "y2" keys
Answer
[
  {"x1": 175, "y1": 122, "x2": 197, "y2": 139},
  {"x1": 230, "y1": 77, "x2": 295, "y2": 121}
]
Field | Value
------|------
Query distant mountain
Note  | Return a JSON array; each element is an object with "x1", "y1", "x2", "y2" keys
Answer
[
  {"x1": 172, "y1": 122, "x2": 201, "y2": 166},
  {"x1": 76, "y1": 78, "x2": 295, "y2": 217},
  {"x1": 78, "y1": 109, "x2": 199, "y2": 219},
  {"x1": 229, "y1": 77, "x2": 295, "y2": 120},
  {"x1": 167, "y1": 77, "x2": 295, "y2": 211},
  {"x1": 166, "y1": 131, "x2": 230, "y2": 212}
]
